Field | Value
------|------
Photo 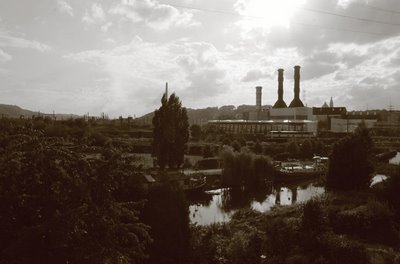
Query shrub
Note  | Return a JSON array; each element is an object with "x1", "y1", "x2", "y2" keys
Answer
[
  {"x1": 329, "y1": 200, "x2": 398, "y2": 245},
  {"x1": 327, "y1": 123, "x2": 374, "y2": 191}
]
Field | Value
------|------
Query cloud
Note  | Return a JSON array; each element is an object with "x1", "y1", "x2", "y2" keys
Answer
[
  {"x1": 83, "y1": 3, "x2": 105, "y2": 24},
  {"x1": 0, "y1": 33, "x2": 51, "y2": 52},
  {"x1": 0, "y1": 48, "x2": 12, "y2": 62},
  {"x1": 57, "y1": 0, "x2": 74, "y2": 17},
  {"x1": 64, "y1": 36, "x2": 181, "y2": 115},
  {"x1": 301, "y1": 51, "x2": 340, "y2": 80},
  {"x1": 63, "y1": 38, "x2": 232, "y2": 115},
  {"x1": 101, "y1": 22, "x2": 113, "y2": 32},
  {"x1": 241, "y1": 69, "x2": 270, "y2": 82},
  {"x1": 303, "y1": 34, "x2": 400, "y2": 110},
  {"x1": 109, "y1": 0, "x2": 199, "y2": 29},
  {"x1": 175, "y1": 42, "x2": 229, "y2": 102}
]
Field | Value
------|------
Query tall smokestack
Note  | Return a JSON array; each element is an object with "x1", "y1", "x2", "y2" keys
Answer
[
  {"x1": 165, "y1": 82, "x2": 168, "y2": 99},
  {"x1": 273, "y1": 69, "x2": 287, "y2": 108},
  {"x1": 289, "y1": 65, "x2": 304, "y2": 107},
  {"x1": 256, "y1": 86, "x2": 262, "y2": 111}
]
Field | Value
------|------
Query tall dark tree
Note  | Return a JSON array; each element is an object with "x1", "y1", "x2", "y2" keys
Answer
[
  {"x1": 300, "y1": 139, "x2": 313, "y2": 159},
  {"x1": 327, "y1": 122, "x2": 374, "y2": 190},
  {"x1": 152, "y1": 93, "x2": 189, "y2": 169}
]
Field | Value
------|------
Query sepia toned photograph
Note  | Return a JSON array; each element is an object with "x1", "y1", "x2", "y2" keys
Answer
[{"x1": 0, "y1": 0, "x2": 400, "y2": 263}]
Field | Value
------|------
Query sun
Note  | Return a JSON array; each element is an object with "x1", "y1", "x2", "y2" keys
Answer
[{"x1": 237, "y1": 0, "x2": 306, "y2": 29}]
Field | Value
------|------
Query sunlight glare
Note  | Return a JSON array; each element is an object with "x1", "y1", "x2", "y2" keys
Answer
[{"x1": 237, "y1": 0, "x2": 306, "y2": 29}]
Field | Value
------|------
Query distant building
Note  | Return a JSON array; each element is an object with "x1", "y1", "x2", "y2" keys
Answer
[
  {"x1": 208, "y1": 119, "x2": 317, "y2": 137},
  {"x1": 330, "y1": 118, "x2": 377, "y2": 133}
]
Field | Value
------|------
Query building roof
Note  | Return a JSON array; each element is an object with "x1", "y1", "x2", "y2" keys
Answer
[
  {"x1": 208, "y1": 119, "x2": 316, "y2": 124},
  {"x1": 312, "y1": 107, "x2": 347, "y2": 115}
]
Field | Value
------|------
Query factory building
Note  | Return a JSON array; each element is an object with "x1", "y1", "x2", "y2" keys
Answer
[
  {"x1": 208, "y1": 119, "x2": 316, "y2": 137},
  {"x1": 208, "y1": 65, "x2": 317, "y2": 137}
]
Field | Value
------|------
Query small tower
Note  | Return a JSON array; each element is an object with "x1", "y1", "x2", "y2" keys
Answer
[
  {"x1": 256, "y1": 86, "x2": 262, "y2": 111},
  {"x1": 329, "y1": 97, "x2": 334, "y2": 108}
]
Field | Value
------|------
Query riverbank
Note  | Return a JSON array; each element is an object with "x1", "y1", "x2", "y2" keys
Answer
[{"x1": 190, "y1": 189, "x2": 400, "y2": 264}]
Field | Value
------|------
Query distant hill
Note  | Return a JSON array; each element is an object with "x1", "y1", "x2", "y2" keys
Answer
[
  {"x1": 135, "y1": 104, "x2": 272, "y2": 125},
  {"x1": 0, "y1": 104, "x2": 80, "y2": 120}
]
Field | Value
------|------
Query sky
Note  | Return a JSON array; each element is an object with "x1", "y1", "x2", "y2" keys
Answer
[{"x1": 1, "y1": 0, "x2": 400, "y2": 117}]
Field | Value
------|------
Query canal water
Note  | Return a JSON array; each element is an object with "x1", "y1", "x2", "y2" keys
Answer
[
  {"x1": 189, "y1": 171, "x2": 395, "y2": 226},
  {"x1": 389, "y1": 152, "x2": 400, "y2": 165},
  {"x1": 189, "y1": 179, "x2": 324, "y2": 225}
]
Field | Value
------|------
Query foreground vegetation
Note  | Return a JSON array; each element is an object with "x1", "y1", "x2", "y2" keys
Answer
[{"x1": 1, "y1": 113, "x2": 400, "y2": 263}]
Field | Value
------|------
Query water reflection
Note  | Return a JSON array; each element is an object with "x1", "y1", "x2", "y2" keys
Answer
[
  {"x1": 189, "y1": 179, "x2": 325, "y2": 225},
  {"x1": 370, "y1": 174, "x2": 388, "y2": 186},
  {"x1": 389, "y1": 152, "x2": 400, "y2": 165}
]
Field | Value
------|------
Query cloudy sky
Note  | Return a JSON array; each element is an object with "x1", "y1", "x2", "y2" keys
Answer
[{"x1": 1, "y1": 0, "x2": 400, "y2": 117}]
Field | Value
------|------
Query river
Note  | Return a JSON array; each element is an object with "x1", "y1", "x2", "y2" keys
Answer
[
  {"x1": 189, "y1": 179, "x2": 324, "y2": 225},
  {"x1": 389, "y1": 152, "x2": 400, "y2": 165},
  {"x1": 189, "y1": 171, "x2": 394, "y2": 226}
]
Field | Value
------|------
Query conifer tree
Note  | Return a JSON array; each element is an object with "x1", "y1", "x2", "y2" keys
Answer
[{"x1": 152, "y1": 93, "x2": 189, "y2": 169}]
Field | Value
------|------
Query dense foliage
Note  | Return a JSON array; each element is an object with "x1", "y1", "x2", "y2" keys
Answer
[
  {"x1": 152, "y1": 94, "x2": 189, "y2": 169},
  {"x1": 0, "y1": 128, "x2": 151, "y2": 264},
  {"x1": 327, "y1": 123, "x2": 374, "y2": 190},
  {"x1": 220, "y1": 147, "x2": 273, "y2": 189},
  {"x1": 189, "y1": 124, "x2": 202, "y2": 141},
  {"x1": 141, "y1": 183, "x2": 191, "y2": 264}
]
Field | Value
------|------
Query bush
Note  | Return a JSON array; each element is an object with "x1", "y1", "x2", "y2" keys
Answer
[
  {"x1": 329, "y1": 200, "x2": 398, "y2": 245},
  {"x1": 302, "y1": 199, "x2": 326, "y2": 235},
  {"x1": 327, "y1": 123, "x2": 374, "y2": 191},
  {"x1": 203, "y1": 145, "x2": 214, "y2": 158},
  {"x1": 188, "y1": 145, "x2": 203, "y2": 155},
  {"x1": 89, "y1": 131, "x2": 110, "y2": 146},
  {"x1": 319, "y1": 233, "x2": 368, "y2": 264},
  {"x1": 197, "y1": 158, "x2": 220, "y2": 170},
  {"x1": 286, "y1": 141, "x2": 300, "y2": 158}
]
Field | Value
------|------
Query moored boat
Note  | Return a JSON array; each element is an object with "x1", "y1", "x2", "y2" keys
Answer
[
  {"x1": 274, "y1": 158, "x2": 327, "y2": 182},
  {"x1": 183, "y1": 175, "x2": 207, "y2": 194}
]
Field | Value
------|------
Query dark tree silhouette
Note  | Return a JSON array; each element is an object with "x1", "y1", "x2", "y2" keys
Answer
[
  {"x1": 300, "y1": 139, "x2": 313, "y2": 159},
  {"x1": 327, "y1": 122, "x2": 374, "y2": 190},
  {"x1": 202, "y1": 145, "x2": 214, "y2": 158},
  {"x1": 286, "y1": 141, "x2": 300, "y2": 158},
  {"x1": 190, "y1": 124, "x2": 202, "y2": 141},
  {"x1": 152, "y1": 93, "x2": 189, "y2": 169},
  {"x1": 141, "y1": 183, "x2": 190, "y2": 264},
  {"x1": 253, "y1": 140, "x2": 263, "y2": 154}
]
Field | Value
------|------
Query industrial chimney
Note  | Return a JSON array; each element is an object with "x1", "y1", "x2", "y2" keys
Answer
[
  {"x1": 273, "y1": 69, "x2": 287, "y2": 108},
  {"x1": 289, "y1": 65, "x2": 304, "y2": 108},
  {"x1": 256, "y1": 86, "x2": 262, "y2": 111}
]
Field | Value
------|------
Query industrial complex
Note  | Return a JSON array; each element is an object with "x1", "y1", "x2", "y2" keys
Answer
[{"x1": 208, "y1": 66, "x2": 393, "y2": 137}]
